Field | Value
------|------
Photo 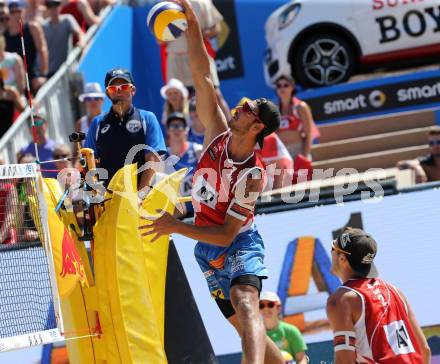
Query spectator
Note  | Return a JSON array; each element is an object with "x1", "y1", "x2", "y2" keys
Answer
[
  {"x1": 0, "y1": 5, "x2": 8, "y2": 35},
  {"x1": 4, "y1": 0, "x2": 48, "y2": 93},
  {"x1": 275, "y1": 75, "x2": 320, "y2": 160},
  {"x1": 165, "y1": 0, "x2": 230, "y2": 119},
  {"x1": 42, "y1": 0, "x2": 84, "y2": 78},
  {"x1": 0, "y1": 34, "x2": 25, "y2": 92},
  {"x1": 165, "y1": 112, "x2": 202, "y2": 217},
  {"x1": 84, "y1": 68, "x2": 166, "y2": 191},
  {"x1": 160, "y1": 78, "x2": 189, "y2": 126},
  {"x1": 20, "y1": 114, "x2": 57, "y2": 178},
  {"x1": 260, "y1": 291, "x2": 308, "y2": 364},
  {"x1": 61, "y1": 0, "x2": 100, "y2": 33},
  {"x1": 24, "y1": 0, "x2": 46, "y2": 23},
  {"x1": 397, "y1": 126, "x2": 440, "y2": 183},
  {"x1": 53, "y1": 143, "x2": 72, "y2": 170},
  {"x1": 187, "y1": 97, "x2": 205, "y2": 145},
  {"x1": 0, "y1": 71, "x2": 25, "y2": 137},
  {"x1": 88, "y1": 0, "x2": 115, "y2": 16},
  {"x1": 75, "y1": 82, "x2": 104, "y2": 135},
  {"x1": 0, "y1": 178, "x2": 19, "y2": 244}
]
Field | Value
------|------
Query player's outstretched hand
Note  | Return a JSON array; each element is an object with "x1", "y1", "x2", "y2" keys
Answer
[{"x1": 139, "y1": 209, "x2": 176, "y2": 243}]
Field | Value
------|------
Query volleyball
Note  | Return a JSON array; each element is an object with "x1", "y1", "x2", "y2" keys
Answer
[{"x1": 147, "y1": 1, "x2": 188, "y2": 42}]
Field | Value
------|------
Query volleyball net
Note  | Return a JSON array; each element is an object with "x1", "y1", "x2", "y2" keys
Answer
[{"x1": 0, "y1": 164, "x2": 63, "y2": 352}]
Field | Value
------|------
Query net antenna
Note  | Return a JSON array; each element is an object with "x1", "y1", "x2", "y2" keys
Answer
[{"x1": 19, "y1": 18, "x2": 39, "y2": 163}]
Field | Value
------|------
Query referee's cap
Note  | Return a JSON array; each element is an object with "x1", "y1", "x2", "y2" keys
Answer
[{"x1": 105, "y1": 68, "x2": 135, "y2": 87}]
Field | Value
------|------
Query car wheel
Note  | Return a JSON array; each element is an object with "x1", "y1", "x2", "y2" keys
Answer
[{"x1": 291, "y1": 33, "x2": 356, "y2": 88}]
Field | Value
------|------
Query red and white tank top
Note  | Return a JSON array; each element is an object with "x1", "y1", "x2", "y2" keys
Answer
[
  {"x1": 279, "y1": 97, "x2": 320, "y2": 140},
  {"x1": 255, "y1": 133, "x2": 292, "y2": 164},
  {"x1": 192, "y1": 130, "x2": 265, "y2": 232},
  {"x1": 342, "y1": 278, "x2": 423, "y2": 364}
]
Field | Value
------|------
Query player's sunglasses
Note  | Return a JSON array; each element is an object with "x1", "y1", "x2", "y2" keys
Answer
[
  {"x1": 331, "y1": 239, "x2": 351, "y2": 255},
  {"x1": 106, "y1": 83, "x2": 133, "y2": 94},
  {"x1": 54, "y1": 153, "x2": 69, "y2": 159},
  {"x1": 259, "y1": 302, "x2": 277, "y2": 309},
  {"x1": 429, "y1": 140, "x2": 440, "y2": 146},
  {"x1": 242, "y1": 101, "x2": 263, "y2": 124},
  {"x1": 276, "y1": 82, "x2": 290, "y2": 89}
]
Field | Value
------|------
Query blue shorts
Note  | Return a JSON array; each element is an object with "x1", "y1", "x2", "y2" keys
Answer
[{"x1": 194, "y1": 225, "x2": 268, "y2": 300}]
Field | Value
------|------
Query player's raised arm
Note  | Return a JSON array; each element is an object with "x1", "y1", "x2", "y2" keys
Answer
[{"x1": 180, "y1": 0, "x2": 228, "y2": 147}]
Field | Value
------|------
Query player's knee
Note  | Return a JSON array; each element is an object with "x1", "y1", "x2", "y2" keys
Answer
[{"x1": 233, "y1": 295, "x2": 255, "y2": 318}]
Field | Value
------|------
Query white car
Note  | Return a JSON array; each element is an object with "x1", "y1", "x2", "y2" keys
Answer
[{"x1": 264, "y1": 0, "x2": 440, "y2": 88}]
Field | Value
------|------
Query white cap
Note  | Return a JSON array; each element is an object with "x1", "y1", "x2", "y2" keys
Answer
[
  {"x1": 78, "y1": 82, "x2": 105, "y2": 102},
  {"x1": 160, "y1": 78, "x2": 189, "y2": 99},
  {"x1": 260, "y1": 291, "x2": 281, "y2": 303}
]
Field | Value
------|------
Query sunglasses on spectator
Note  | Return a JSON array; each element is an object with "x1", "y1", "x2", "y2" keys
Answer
[
  {"x1": 9, "y1": 8, "x2": 23, "y2": 14},
  {"x1": 32, "y1": 119, "x2": 46, "y2": 127},
  {"x1": 54, "y1": 153, "x2": 69, "y2": 159},
  {"x1": 106, "y1": 83, "x2": 133, "y2": 94},
  {"x1": 84, "y1": 96, "x2": 103, "y2": 102},
  {"x1": 45, "y1": 1, "x2": 60, "y2": 7},
  {"x1": 429, "y1": 140, "x2": 440, "y2": 146},
  {"x1": 168, "y1": 124, "x2": 185, "y2": 130},
  {"x1": 276, "y1": 82, "x2": 291, "y2": 89},
  {"x1": 331, "y1": 239, "x2": 351, "y2": 255},
  {"x1": 259, "y1": 302, "x2": 277, "y2": 309}
]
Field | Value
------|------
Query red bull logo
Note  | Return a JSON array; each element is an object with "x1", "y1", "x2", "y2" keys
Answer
[{"x1": 60, "y1": 228, "x2": 86, "y2": 282}]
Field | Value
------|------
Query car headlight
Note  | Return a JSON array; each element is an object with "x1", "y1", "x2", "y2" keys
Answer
[{"x1": 278, "y1": 3, "x2": 301, "y2": 30}]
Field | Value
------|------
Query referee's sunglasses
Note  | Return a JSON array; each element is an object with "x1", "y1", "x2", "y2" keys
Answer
[{"x1": 106, "y1": 83, "x2": 133, "y2": 94}]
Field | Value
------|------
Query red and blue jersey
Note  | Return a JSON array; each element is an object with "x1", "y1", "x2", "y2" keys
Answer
[{"x1": 192, "y1": 130, "x2": 265, "y2": 232}]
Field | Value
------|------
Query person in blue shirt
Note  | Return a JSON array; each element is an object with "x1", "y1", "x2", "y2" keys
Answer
[
  {"x1": 165, "y1": 112, "x2": 202, "y2": 217},
  {"x1": 84, "y1": 68, "x2": 166, "y2": 195},
  {"x1": 20, "y1": 114, "x2": 58, "y2": 178}
]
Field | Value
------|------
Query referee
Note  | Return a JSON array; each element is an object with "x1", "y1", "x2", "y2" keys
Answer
[{"x1": 84, "y1": 68, "x2": 166, "y2": 197}]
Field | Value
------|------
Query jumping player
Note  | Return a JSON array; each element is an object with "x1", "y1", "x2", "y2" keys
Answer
[
  {"x1": 140, "y1": 0, "x2": 284, "y2": 362},
  {"x1": 327, "y1": 227, "x2": 431, "y2": 364}
]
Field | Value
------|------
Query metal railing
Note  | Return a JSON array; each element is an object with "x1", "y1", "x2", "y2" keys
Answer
[{"x1": 0, "y1": 6, "x2": 113, "y2": 164}]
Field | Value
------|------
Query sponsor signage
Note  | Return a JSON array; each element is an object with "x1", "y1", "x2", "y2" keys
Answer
[
  {"x1": 0, "y1": 163, "x2": 36, "y2": 179},
  {"x1": 213, "y1": 0, "x2": 244, "y2": 79},
  {"x1": 302, "y1": 72, "x2": 440, "y2": 122}
]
